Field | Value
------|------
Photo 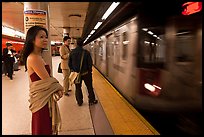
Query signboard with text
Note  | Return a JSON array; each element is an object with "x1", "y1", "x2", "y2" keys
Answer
[{"x1": 24, "y1": 10, "x2": 47, "y2": 34}]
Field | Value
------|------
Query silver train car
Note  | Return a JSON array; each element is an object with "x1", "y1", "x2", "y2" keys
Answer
[
  {"x1": 84, "y1": 2, "x2": 202, "y2": 134},
  {"x1": 85, "y1": 14, "x2": 202, "y2": 113}
]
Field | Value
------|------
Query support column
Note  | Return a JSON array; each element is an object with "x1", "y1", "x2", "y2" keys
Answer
[{"x1": 24, "y1": 2, "x2": 53, "y2": 76}]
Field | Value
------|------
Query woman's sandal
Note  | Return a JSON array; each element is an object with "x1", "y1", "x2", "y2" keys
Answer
[{"x1": 89, "y1": 100, "x2": 98, "y2": 106}]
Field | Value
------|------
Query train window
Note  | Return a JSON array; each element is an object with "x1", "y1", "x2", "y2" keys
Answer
[
  {"x1": 138, "y1": 26, "x2": 166, "y2": 68},
  {"x1": 174, "y1": 32, "x2": 194, "y2": 62},
  {"x1": 122, "y1": 32, "x2": 128, "y2": 60},
  {"x1": 113, "y1": 36, "x2": 120, "y2": 65},
  {"x1": 99, "y1": 41, "x2": 103, "y2": 60},
  {"x1": 106, "y1": 40, "x2": 111, "y2": 57},
  {"x1": 106, "y1": 34, "x2": 113, "y2": 57}
]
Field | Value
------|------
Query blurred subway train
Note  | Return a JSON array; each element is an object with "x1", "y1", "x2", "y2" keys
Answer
[{"x1": 84, "y1": 2, "x2": 202, "y2": 135}]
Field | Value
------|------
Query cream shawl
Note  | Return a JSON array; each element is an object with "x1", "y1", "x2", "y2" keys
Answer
[{"x1": 29, "y1": 77, "x2": 64, "y2": 134}]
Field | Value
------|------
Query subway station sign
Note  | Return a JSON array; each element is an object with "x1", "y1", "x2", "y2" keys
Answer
[{"x1": 24, "y1": 10, "x2": 47, "y2": 34}]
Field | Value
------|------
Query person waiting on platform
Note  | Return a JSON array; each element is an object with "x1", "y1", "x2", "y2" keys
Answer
[
  {"x1": 68, "y1": 38, "x2": 98, "y2": 106},
  {"x1": 21, "y1": 26, "x2": 63, "y2": 135},
  {"x1": 13, "y1": 50, "x2": 21, "y2": 71},
  {"x1": 59, "y1": 36, "x2": 72, "y2": 96},
  {"x1": 2, "y1": 43, "x2": 15, "y2": 80}
]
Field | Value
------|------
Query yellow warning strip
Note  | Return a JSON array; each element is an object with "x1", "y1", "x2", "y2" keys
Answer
[{"x1": 94, "y1": 67, "x2": 160, "y2": 135}]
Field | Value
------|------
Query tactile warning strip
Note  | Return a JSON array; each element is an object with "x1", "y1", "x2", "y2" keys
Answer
[{"x1": 92, "y1": 67, "x2": 160, "y2": 135}]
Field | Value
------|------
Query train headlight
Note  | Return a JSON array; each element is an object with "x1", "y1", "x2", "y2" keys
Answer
[{"x1": 144, "y1": 83, "x2": 155, "y2": 92}]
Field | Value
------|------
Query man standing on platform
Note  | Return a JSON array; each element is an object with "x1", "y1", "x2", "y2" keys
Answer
[
  {"x1": 68, "y1": 38, "x2": 98, "y2": 106},
  {"x1": 59, "y1": 36, "x2": 72, "y2": 96},
  {"x1": 3, "y1": 43, "x2": 15, "y2": 80}
]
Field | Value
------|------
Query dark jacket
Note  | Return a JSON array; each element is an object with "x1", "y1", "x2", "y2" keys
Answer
[
  {"x1": 68, "y1": 46, "x2": 92, "y2": 73},
  {"x1": 3, "y1": 48, "x2": 15, "y2": 63}
]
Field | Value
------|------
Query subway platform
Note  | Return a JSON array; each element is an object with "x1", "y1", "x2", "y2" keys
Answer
[{"x1": 2, "y1": 56, "x2": 159, "y2": 135}]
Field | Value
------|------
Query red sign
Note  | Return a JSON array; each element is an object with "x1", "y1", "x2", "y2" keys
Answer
[{"x1": 182, "y1": 2, "x2": 202, "y2": 15}]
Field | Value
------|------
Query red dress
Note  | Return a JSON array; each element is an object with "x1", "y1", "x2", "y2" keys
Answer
[{"x1": 30, "y1": 65, "x2": 52, "y2": 135}]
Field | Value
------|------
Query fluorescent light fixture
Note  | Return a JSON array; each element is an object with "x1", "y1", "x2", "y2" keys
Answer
[
  {"x1": 147, "y1": 31, "x2": 153, "y2": 35},
  {"x1": 123, "y1": 41, "x2": 129, "y2": 45},
  {"x1": 83, "y1": 40, "x2": 87, "y2": 43},
  {"x1": 3, "y1": 26, "x2": 25, "y2": 39},
  {"x1": 51, "y1": 41, "x2": 55, "y2": 45},
  {"x1": 101, "y1": 2, "x2": 120, "y2": 20},
  {"x1": 142, "y1": 28, "x2": 148, "y2": 31},
  {"x1": 51, "y1": 41, "x2": 62, "y2": 44},
  {"x1": 157, "y1": 37, "x2": 161, "y2": 40},
  {"x1": 7, "y1": 41, "x2": 24, "y2": 44},
  {"x1": 94, "y1": 22, "x2": 102, "y2": 29},
  {"x1": 55, "y1": 41, "x2": 62, "y2": 44},
  {"x1": 90, "y1": 30, "x2": 95, "y2": 35},
  {"x1": 2, "y1": 26, "x2": 15, "y2": 36},
  {"x1": 144, "y1": 41, "x2": 150, "y2": 44},
  {"x1": 15, "y1": 30, "x2": 25, "y2": 38},
  {"x1": 153, "y1": 34, "x2": 157, "y2": 37}
]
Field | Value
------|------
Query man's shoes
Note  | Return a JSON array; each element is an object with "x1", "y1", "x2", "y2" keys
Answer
[
  {"x1": 89, "y1": 100, "x2": 98, "y2": 106},
  {"x1": 64, "y1": 92, "x2": 69, "y2": 96}
]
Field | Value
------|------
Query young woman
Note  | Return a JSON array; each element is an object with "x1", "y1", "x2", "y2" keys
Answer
[{"x1": 21, "y1": 26, "x2": 63, "y2": 135}]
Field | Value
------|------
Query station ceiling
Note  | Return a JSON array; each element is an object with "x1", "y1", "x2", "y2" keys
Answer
[
  {"x1": 2, "y1": 1, "x2": 189, "y2": 43},
  {"x1": 2, "y1": 2, "x2": 111, "y2": 42}
]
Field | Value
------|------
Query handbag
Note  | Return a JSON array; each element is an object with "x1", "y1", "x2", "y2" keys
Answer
[
  {"x1": 69, "y1": 51, "x2": 85, "y2": 85},
  {"x1": 58, "y1": 63, "x2": 62, "y2": 73}
]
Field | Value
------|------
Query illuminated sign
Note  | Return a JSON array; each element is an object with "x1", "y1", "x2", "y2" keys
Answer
[{"x1": 182, "y1": 2, "x2": 202, "y2": 15}]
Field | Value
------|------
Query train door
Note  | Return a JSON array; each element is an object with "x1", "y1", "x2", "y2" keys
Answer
[
  {"x1": 106, "y1": 33, "x2": 114, "y2": 78},
  {"x1": 93, "y1": 46, "x2": 96, "y2": 65},
  {"x1": 90, "y1": 43, "x2": 96, "y2": 65}
]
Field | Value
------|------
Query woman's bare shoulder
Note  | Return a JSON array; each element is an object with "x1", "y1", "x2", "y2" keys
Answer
[
  {"x1": 27, "y1": 53, "x2": 49, "y2": 79},
  {"x1": 27, "y1": 54, "x2": 40, "y2": 63}
]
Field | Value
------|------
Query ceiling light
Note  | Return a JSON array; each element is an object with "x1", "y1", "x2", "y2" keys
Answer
[
  {"x1": 94, "y1": 22, "x2": 102, "y2": 30},
  {"x1": 142, "y1": 28, "x2": 148, "y2": 31},
  {"x1": 101, "y1": 2, "x2": 120, "y2": 20},
  {"x1": 147, "y1": 31, "x2": 153, "y2": 35},
  {"x1": 90, "y1": 30, "x2": 95, "y2": 35}
]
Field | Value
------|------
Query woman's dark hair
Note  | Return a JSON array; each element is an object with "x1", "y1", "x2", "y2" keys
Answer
[{"x1": 21, "y1": 25, "x2": 48, "y2": 71}]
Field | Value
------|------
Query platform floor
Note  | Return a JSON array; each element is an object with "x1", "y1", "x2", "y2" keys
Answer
[{"x1": 2, "y1": 56, "x2": 159, "y2": 135}]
